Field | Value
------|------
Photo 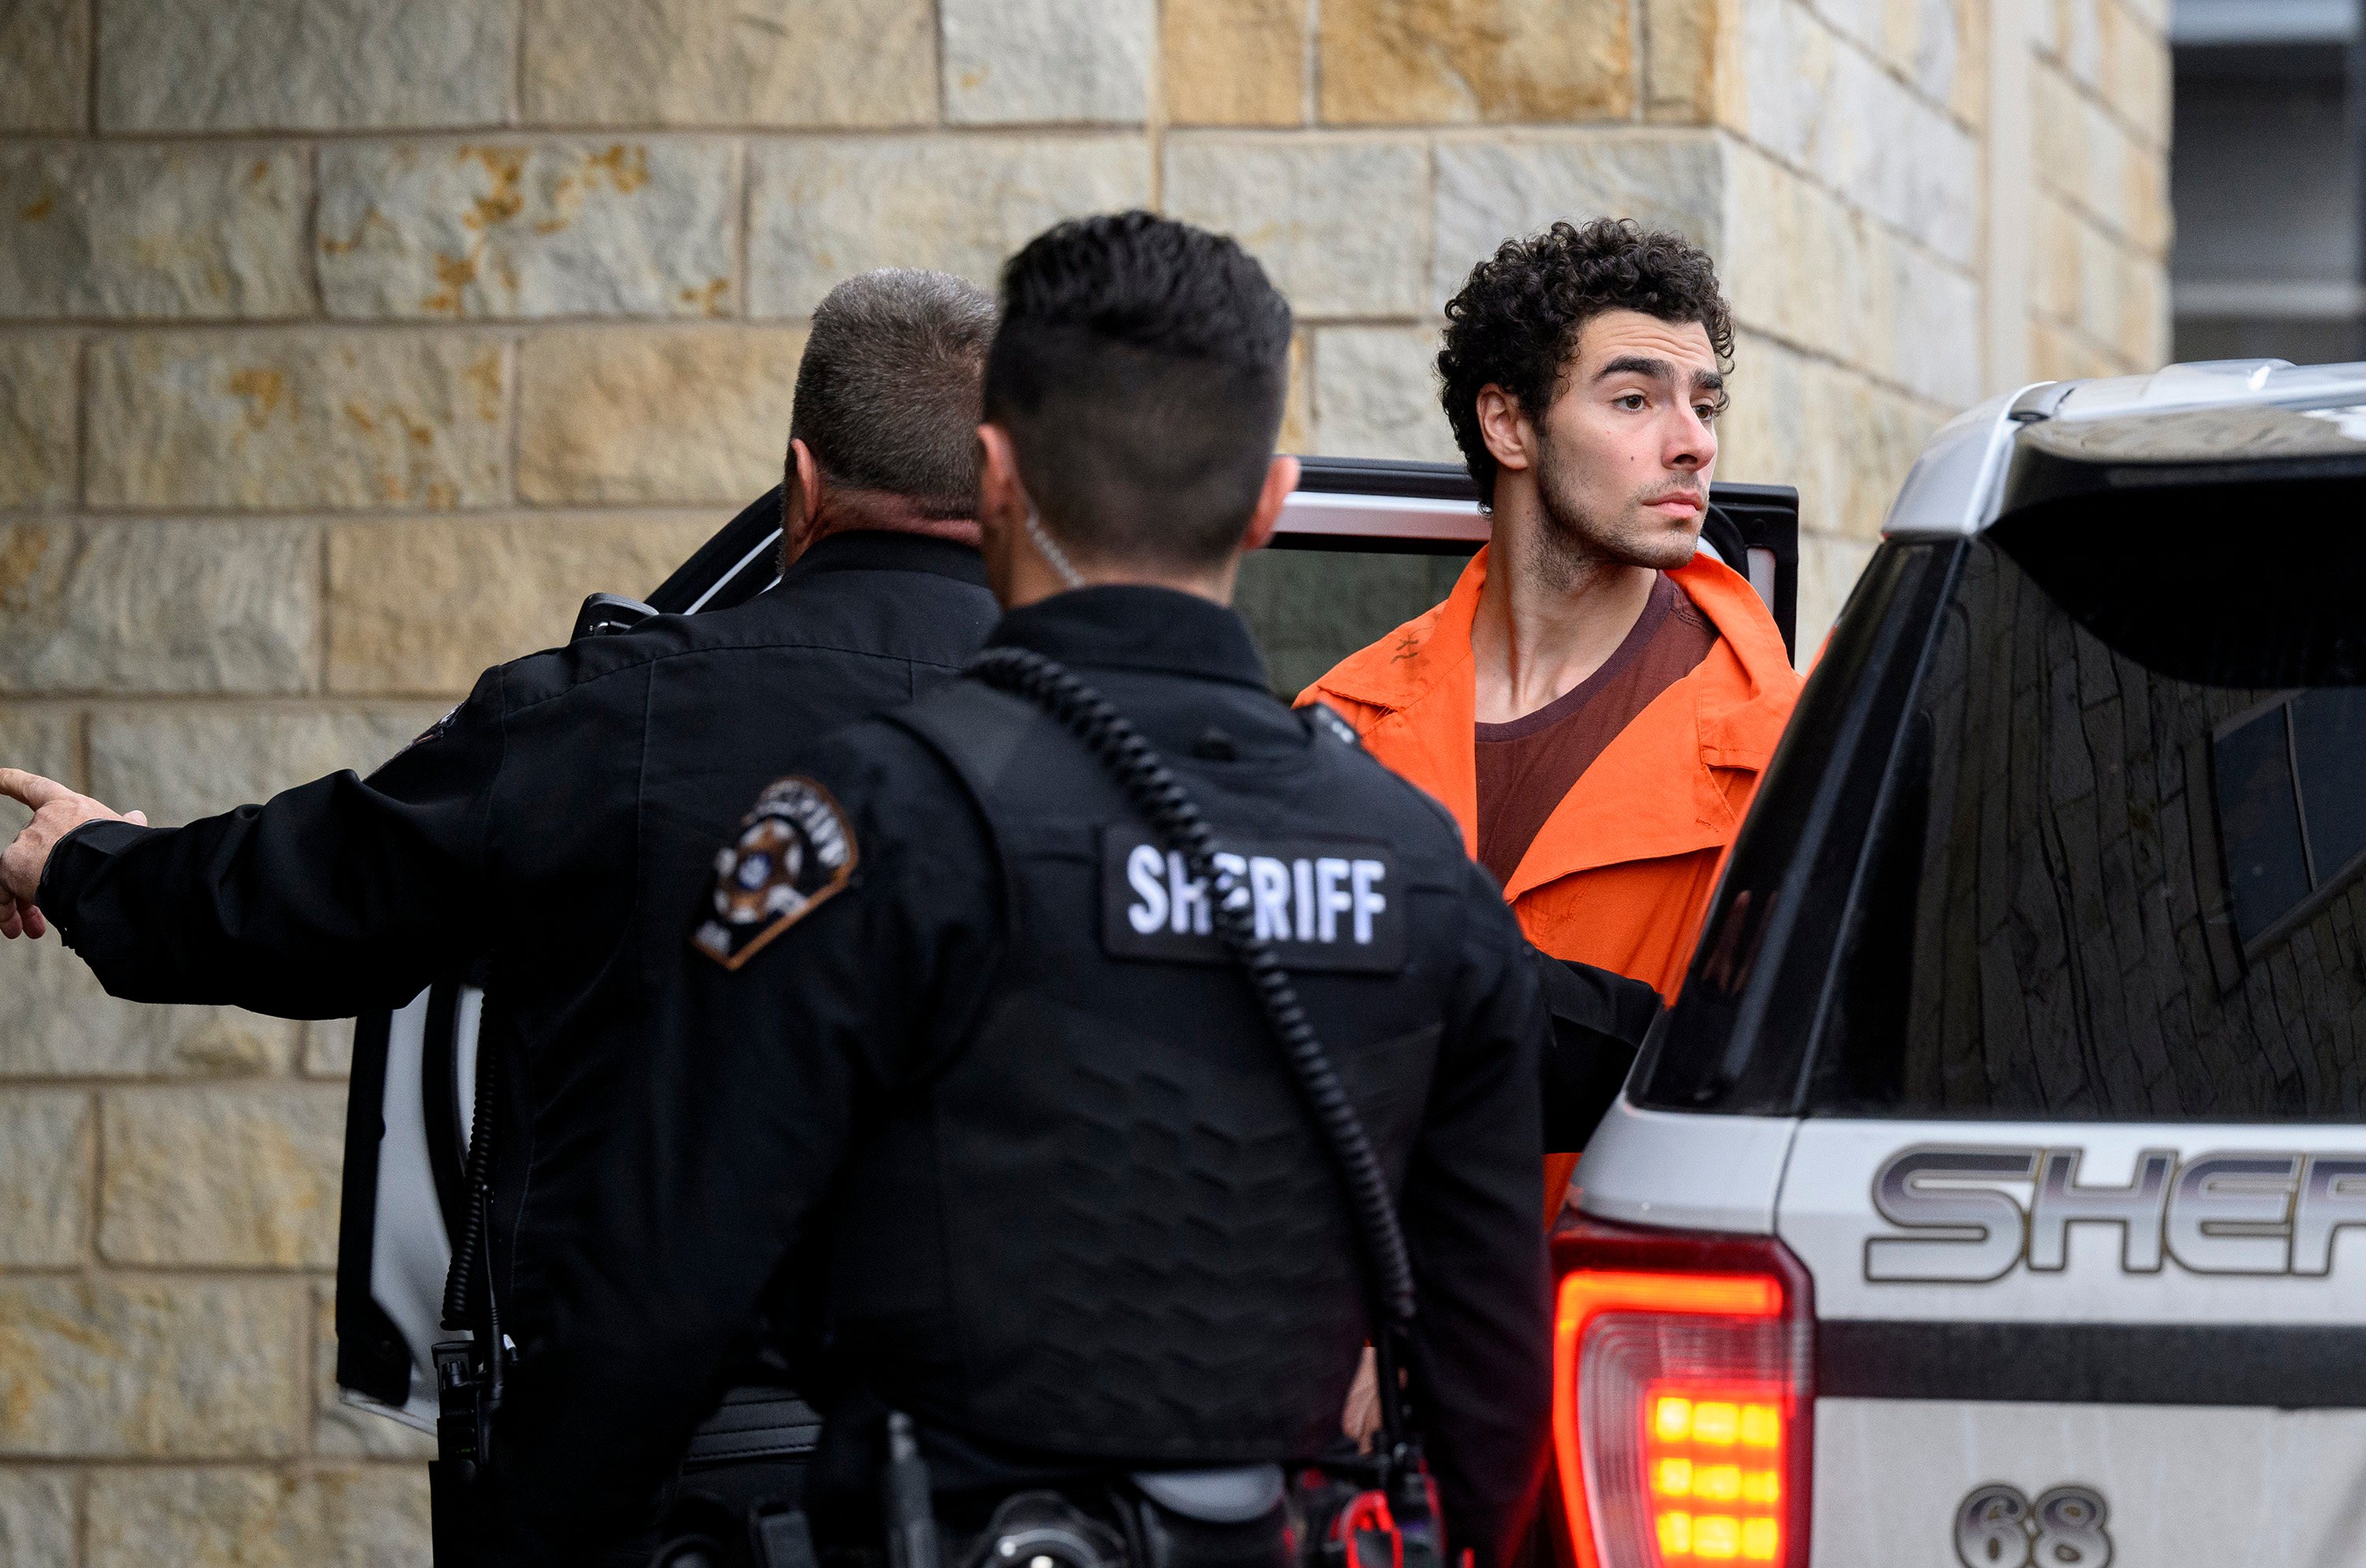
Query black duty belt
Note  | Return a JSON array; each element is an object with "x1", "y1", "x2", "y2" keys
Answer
[{"x1": 685, "y1": 1386, "x2": 826, "y2": 1469}]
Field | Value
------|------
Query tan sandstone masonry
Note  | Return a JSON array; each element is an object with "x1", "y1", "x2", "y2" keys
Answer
[{"x1": 0, "y1": 1, "x2": 2165, "y2": 1561}]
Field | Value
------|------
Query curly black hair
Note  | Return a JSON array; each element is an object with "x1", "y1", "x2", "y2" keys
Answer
[{"x1": 1438, "y1": 218, "x2": 1733, "y2": 507}]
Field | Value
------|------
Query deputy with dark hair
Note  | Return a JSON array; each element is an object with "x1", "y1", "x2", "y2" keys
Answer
[
  {"x1": 466, "y1": 213, "x2": 1558, "y2": 1568},
  {"x1": 1300, "y1": 220, "x2": 1804, "y2": 1215}
]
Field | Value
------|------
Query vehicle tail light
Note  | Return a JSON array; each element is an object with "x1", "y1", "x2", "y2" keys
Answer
[{"x1": 1550, "y1": 1216, "x2": 1814, "y2": 1568}]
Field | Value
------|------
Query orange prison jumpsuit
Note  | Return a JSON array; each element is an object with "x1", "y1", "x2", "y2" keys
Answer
[{"x1": 1298, "y1": 547, "x2": 1803, "y2": 1216}]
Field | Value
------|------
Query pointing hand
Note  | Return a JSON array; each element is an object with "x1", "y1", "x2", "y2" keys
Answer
[{"x1": 0, "y1": 769, "x2": 146, "y2": 940}]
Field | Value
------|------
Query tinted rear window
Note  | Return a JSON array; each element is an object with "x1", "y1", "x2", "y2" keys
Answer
[
  {"x1": 1647, "y1": 479, "x2": 2366, "y2": 1122},
  {"x1": 1826, "y1": 511, "x2": 2366, "y2": 1120}
]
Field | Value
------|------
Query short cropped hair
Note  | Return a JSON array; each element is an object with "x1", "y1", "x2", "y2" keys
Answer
[
  {"x1": 789, "y1": 269, "x2": 998, "y2": 518},
  {"x1": 1438, "y1": 218, "x2": 1733, "y2": 507},
  {"x1": 983, "y1": 211, "x2": 1294, "y2": 569}
]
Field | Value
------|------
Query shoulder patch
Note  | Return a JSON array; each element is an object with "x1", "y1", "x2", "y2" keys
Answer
[{"x1": 692, "y1": 776, "x2": 859, "y2": 970}]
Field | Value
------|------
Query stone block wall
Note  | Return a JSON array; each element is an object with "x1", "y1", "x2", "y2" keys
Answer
[
  {"x1": 2025, "y1": 0, "x2": 2173, "y2": 381},
  {"x1": 0, "y1": 1, "x2": 2166, "y2": 1559}
]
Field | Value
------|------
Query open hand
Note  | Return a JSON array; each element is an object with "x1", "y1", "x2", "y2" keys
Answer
[{"x1": 0, "y1": 769, "x2": 145, "y2": 940}]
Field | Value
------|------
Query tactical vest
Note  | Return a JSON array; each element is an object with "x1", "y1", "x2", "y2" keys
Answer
[{"x1": 819, "y1": 678, "x2": 1483, "y2": 1465}]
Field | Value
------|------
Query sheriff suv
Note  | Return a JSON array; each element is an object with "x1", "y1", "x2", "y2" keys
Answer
[{"x1": 1558, "y1": 359, "x2": 2366, "y2": 1568}]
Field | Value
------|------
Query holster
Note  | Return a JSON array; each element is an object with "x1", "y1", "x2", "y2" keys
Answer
[{"x1": 647, "y1": 1387, "x2": 828, "y2": 1568}]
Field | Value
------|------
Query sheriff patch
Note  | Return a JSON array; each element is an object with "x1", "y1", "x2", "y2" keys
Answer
[
  {"x1": 692, "y1": 776, "x2": 858, "y2": 970},
  {"x1": 1100, "y1": 826, "x2": 1405, "y2": 973}
]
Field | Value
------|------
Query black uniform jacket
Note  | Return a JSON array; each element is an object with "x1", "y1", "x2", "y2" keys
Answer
[
  {"x1": 470, "y1": 587, "x2": 1556, "y2": 1568},
  {"x1": 36, "y1": 529, "x2": 1000, "y2": 1346}
]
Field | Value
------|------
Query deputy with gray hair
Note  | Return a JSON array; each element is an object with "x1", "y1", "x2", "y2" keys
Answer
[{"x1": 0, "y1": 268, "x2": 1005, "y2": 1558}]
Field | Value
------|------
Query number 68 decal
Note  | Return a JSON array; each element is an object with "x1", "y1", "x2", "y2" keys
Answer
[{"x1": 1954, "y1": 1483, "x2": 2112, "y2": 1568}]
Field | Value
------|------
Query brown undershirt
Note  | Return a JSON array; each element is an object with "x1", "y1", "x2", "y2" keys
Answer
[{"x1": 1474, "y1": 572, "x2": 1719, "y2": 889}]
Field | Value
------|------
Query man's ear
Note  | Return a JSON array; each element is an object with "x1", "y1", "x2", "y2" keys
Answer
[
  {"x1": 790, "y1": 439, "x2": 822, "y2": 521},
  {"x1": 973, "y1": 422, "x2": 1036, "y2": 604},
  {"x1": 779, "y1": 438, "x2": 825, "y2": 566},
  {"x1": 1474, "y1": 385, "x2": 1534, "y2": 474},
  {"x1": 976, "y1": 423, "x2": 1028, "y2": 527},
  {"x1": 1239, "y1": 454, "x2": 1300, "y2": 553}
]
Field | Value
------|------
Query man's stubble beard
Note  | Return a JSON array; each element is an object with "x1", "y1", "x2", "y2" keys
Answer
[{"x1": 1524, "y1": 431, "x2": 1695, "y2": 595}]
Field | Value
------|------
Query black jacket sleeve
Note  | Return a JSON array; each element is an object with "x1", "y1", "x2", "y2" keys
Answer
[
  {"x1": 1399, "y1": 868, "x2": 1555, "y2": 1568},
  {"x1": 1534, "y1": 951, "x2": 1659, "y2": 1152},
  {"x1": 35, "y1": 674, "x2": 508, "y2": 1017},
  {"x1": 461, "y1": 727, "x2": 1001, "y2": 1566}
]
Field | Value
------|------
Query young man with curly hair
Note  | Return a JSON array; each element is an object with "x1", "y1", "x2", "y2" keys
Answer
[{"x1": 1301, "y1": 219, "x2": 1802, "y2": 1214}]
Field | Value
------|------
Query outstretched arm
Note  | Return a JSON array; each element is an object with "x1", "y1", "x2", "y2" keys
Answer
[
  {"x1": 0, "y1": 769, "x2": 146, "y2": 939},
  {"x1": 5, "y1": 681, "x2": 507, "y2": 1018}
]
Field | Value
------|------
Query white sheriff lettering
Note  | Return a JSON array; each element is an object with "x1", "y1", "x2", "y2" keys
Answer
[
  {"x1": 1119, "y1": 846, "x2": 1392, "y2": 948},
  {"x1": 1103, "y1": 828, "x2": 1405, "y2": 974}
]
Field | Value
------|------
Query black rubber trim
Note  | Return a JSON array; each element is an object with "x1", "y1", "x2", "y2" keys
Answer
[
  {"x1": 645, "y1": 485, "x2": 784, "y2": 615},
  {"x1": 419, "y1": 980, "x2": 468, "y2": 1248},
  {"x1": 333, "y1": 1009, "x2": 414, "y2": 1407},
  {"x1": 572, "y1": 591, "x2": 659, "y2": 640},
  {"x1": 1700, "y1": 483, "x2": 1801, "y2": 660},
  {"x1": 1819, "y1": 1319, "x2": 2366, "y2": 1407},
  {"x1": 1706, "y1": 480, "x2": 1804, "y2": 510},
  {"x1": 1265, "y1": 531, "x2": 1482, "y2": 558},
  {"x1": 1292, "y1": 456, "x2": 1478, "y2": 501}
]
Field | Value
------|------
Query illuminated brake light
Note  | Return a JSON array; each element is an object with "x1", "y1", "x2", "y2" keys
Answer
[
  {"x1": 1549, "y1": 1221, "x2": 1814, "y2": 1568},
  {"x1": 1637, "y1": 1383, "x2": 1782, "y2": 1558}
]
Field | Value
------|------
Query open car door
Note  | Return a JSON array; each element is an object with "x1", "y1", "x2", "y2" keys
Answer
[{"x1": 333, "y1": 461, "x2": 1800, "y2": 1432}]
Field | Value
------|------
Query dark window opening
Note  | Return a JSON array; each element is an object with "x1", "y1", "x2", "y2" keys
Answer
[
  {"x1": 2215, "y1": 703, "x2": 2315, "y2": 946},
  {"x1": 1233, "y1": 545, "x2": 1474, "y2": 700},
  {"x1": 2215, "y1": 689, "x2": 2366, "y2": 950},
  {"x1": 2293, "y1": 688, "x2": 2366, "y2": 887}
]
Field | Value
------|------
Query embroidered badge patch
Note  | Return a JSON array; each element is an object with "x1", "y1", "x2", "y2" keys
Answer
[{"x1": 692, "y1": 776, "x2": 859, "y2": 970}]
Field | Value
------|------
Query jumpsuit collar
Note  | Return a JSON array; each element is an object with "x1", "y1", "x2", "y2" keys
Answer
[
  {"x1": 779, "y1": 528, "x2": 991, "y2": 590},
  {"x1": 987, "y1": 585, "x2": 1274, "y2": 693},
  {"x1": 1308, "y1": 545, "x2": 1798, "y2": 883}
]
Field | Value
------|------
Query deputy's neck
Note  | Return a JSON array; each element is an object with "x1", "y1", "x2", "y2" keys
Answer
[
  {"x1": 998, "y1": 539, "x2": 1239, "y2": 610},
  {"x1": 783, "y1": 490, "x2": 980, "y2": 568}
]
